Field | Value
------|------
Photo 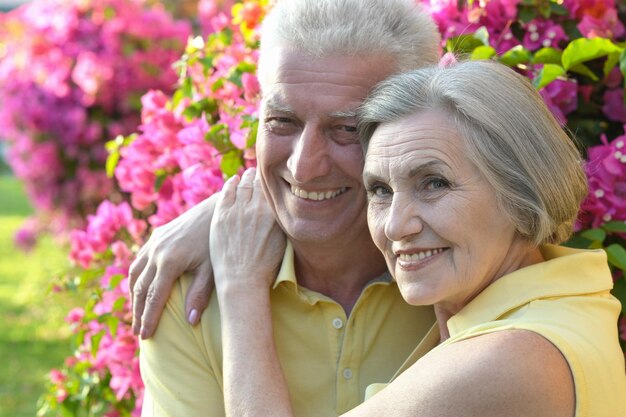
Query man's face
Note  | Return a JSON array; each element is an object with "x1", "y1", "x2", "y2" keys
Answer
[{"x1": 256, "y1": 47, "x2": 395, "y2": 245}]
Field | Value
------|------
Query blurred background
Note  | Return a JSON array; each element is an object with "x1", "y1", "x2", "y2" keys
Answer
[{"x1": 0, "y1": 1, "x2": 625, "y2": 416}]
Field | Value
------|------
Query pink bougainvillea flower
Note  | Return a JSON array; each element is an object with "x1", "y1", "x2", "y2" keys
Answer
[
  {"x1": 523, "y1": 19, "x2": 568, "y2": 50},
  {"x1": 539, "y1": 78, "x2": 578, "y2": 125},
  {"x1": 602, "y1": 88, "x2": 626, "y2": 123},
  {"x1": 578, "y1": 128, "x2": 626, "y2": 229},
  {"x1": 577, "y1": 7, "x2": 625, "y2": 39}
]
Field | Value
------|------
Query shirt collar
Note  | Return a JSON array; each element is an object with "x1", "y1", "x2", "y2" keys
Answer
[
  {"x1": 271, "y1": 241, "x2": 393, "y2": 290},
  {"x1": 447, "y1": 245, "x2": 613, "y2": 336},
  {"x1": 272, "y1": 240, "x2": 297, "y2": 289}
]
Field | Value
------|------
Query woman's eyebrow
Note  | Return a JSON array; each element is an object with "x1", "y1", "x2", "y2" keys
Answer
[{"x1": 408, "y1": 160, "x2": 447, "y2": 178}]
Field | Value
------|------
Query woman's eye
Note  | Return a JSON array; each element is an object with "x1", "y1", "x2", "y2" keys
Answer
[
  {"x1": 367, "y1": 184, "x2": 392, "y2": 198},
  {"x1": 425, "y1": 177, "x2": 450, "y2": 190}
]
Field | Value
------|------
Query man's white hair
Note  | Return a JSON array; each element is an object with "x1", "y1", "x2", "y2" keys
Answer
[{"x1": 258, "y1": 0, "x2": 441, "y2": 84}]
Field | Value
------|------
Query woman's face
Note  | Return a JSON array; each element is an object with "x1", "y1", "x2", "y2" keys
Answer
[{"x1": 363, "y1": 109, "x2": 529, "y2": 315}]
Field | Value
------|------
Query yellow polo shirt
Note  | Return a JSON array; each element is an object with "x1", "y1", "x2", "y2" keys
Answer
[
  {"x1": 366, "y1": 245, "x2": 626, "y2": 417},
  {"x1": 140, "y1": 242, "x2": 436, "y2": 417}
]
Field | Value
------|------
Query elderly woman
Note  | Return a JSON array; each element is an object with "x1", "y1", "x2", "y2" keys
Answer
[{"x1": 210, "y1": 59, "x2": 626, "y2": 417}]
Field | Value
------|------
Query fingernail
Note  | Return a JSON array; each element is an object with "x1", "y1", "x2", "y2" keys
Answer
[{"x1": 188, "y1": 309, "x2": 198, "y2": 325}]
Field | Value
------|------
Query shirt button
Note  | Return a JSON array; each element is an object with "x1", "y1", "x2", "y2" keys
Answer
[
  {"x1": 343, "y1": 368, "x2": 353, "y2": 380},
  {"x1": 332, "y1": 318, "x2": 344, "y2": 329}
]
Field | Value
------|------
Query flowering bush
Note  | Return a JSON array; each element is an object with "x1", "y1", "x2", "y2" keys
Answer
[
  {"x1": 0, "y1": 0, "x2": 191, "y2": 248},
  {"x1": 37, "y1": 0, "x2": 626, "y2": 415},
  {"x1": 39, "y1": 1, "x2": 265, "y2": 414}
]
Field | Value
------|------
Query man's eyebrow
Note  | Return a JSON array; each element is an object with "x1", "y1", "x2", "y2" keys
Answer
[
  {"x1": 328, "y1": 110, "x2": 358, "y2": 119},
  {"x1": 264, "y1": 99, "x2": 296, "y2": 115}
]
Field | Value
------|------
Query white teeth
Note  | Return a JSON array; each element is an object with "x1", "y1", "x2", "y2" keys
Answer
[
  {"x1": 398, "y1": 248, "x2": 444, "y2": 262},
  {"x1": 291, "y1": 185, "x2": 347, "y2": 201}
]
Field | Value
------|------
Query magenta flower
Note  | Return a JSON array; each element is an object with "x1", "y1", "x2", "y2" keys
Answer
[
  {"x1": 539, "y1": 78, "x2": 578, "y2": 125},
  {"x1": 602, "y1": 89, "x2": 626, "y2": 123},
  {"x1": 523, "y1": 20, "x2": 568, "y2": 50},
  {"x1": 0, "y1": 0, "x2": 191, "y2": 243},
  {"x1": 578, "y1": 128, "x2": 626, "y2": 229},
  {"x1": 577, "y1": 7, "x2": 625, "y2": 39}
]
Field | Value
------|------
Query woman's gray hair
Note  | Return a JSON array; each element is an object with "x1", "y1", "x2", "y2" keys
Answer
[
  {"x1": 358, "y1": 60, "x2": 588, "y2": 245},
  {"x1": 257, "y1": 0, "x2": 440, "y2": 83}
]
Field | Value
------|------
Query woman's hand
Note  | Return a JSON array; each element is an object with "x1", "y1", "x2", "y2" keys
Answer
[
  {"x1": 210, "y1": 167, "x2": 286, "y2": 298},
  {"x1": 212, "y1": 168, "x2": 293, "y2": 417}
]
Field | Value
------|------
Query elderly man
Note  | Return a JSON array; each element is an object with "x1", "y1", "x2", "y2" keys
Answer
[{"x1": 137, "y1": 0, "x2": 441, "y2": 415}]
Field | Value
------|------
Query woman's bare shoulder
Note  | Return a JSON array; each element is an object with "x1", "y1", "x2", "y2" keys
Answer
[{"x1": 347, "y1": 330, "x2": 574, "y2": 417}]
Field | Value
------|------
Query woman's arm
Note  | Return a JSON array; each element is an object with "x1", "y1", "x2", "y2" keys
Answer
[
  {"x1": 129, "y1": 191, "x2": 219, "y2": 339},
  {"x1": 211, "y1": 168, "x2": 293, "y2": 417}
]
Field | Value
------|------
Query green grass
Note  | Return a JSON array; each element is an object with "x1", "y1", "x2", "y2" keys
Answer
[{"x1": 0, "y1": 176, "x2": 78, "y2": 417}]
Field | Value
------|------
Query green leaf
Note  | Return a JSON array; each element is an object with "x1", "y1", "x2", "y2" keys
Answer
[
  {"x1": 245, "y1": 118, "x2": 259, "y2": 149},
  {"x1": 180, "y1": 77, "x2": 193, "y2": 98},
  {"x1": 604, "y1": 52, "x2": 621, "y2": 77},
  {"x1": 105, "y1": 151, "x2": 119, "y2": 178},
  {"x1": 182, "y1": 98, "x2": 218, "y2": 120},
  {"x1": 563, "y1": 235, "x2": 593, "y2": 249},
  {"x1": 471, "y1": 45, "x2": 496, "y2": 60},
  {"x1": 90, "y1": 331, "x2": 105, "y2": 358},
  {"x1": 606, "y1": 244, "x2": 626, "y2": 271},
  {"x1": 518, "y1": 6, "x2": 536, "y2": 23},
  {"x1": 602, "y1": 221, "x2": 626, "y2": 233},
  {"x1": 550, "y1": 3, "x2": 568, "y2": 16},
  {"x1": 108, "y1": 273, "x2": 124, "y2": 290},
  {"x1": 611, "y1": 278, "x2": 626, "y2": 315},
  {"x1": 113, "y1": 296, "x2": 126, "y2": 313},
  {"x1": 569, "y1": 63, "x2": 599, "y2": 81},
  {"x1": 533, "y1": 64, "x2": 566, "y2": 89},
  {"x1": 205, "y1": 123, "x2": 232, "y2": 153},
  {"x1": 562, "y1": 38, "x2": 622, "y2": 71},
  {"x1": 220, "y1": 150, "x2": 243, "y2": 177},
  {"x1": 620, "y1": 49, "x2": 626, "y2": 79},
  {"x1": 227, "y1": 70, "x2": 243, "y2": 88},
  {"x1": 237, "y1": 61, "x2": 256, "y2": 73},
  {"x1": 473, "y1": 26, "x2": 490, "y2": 46},
  {"x1": 538, "y1": 2, "x2": 551, "y2": 18},
  {"x1": 154, "y1": 170, "x2": 168, "y2": 192},
  {"x1": 212, "y1": 78, "x2": 225, "y2": 92},
  {"x1": 106, "y1": 315, "x2": 120, "y2": 336},
  {"x1": 532, "y1": 47, "x2": 562, "y2": 65},
  {"x1": 580, "y1": 228, "x2": 606, "y2": 243},
  {"x1": 445, "y1": 34, "x2": 484, "y2": 54},
  {"x1": 499, "y1": 46, "x2": 532, "y2": 67}
]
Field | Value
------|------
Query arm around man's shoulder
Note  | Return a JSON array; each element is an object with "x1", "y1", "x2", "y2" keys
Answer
[
  {"x1": 346, "y1": 329, "x2": 574, "y2": 417},
  {"x1": 140, "y1": 274, "x2": 225, "y2": 416}
]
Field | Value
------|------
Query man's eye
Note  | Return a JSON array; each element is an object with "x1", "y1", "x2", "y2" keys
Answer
[
  {"x1": 332, "y1": 124, "x2": 358, "y2": 144},
  {"x1": 266, "y1": 117, "x2": 293, "y2": 125},
  {"x1": 338, "y1": 125, "x2": 357, "y2": 132}
]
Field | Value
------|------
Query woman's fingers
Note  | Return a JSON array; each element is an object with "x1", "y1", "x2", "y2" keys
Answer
[{"x1": 237, "y1": 167, "x2": 256, "y2": 203}]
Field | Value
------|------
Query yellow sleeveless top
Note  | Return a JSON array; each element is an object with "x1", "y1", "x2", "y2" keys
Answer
[{"x1": 366, "y1": 245, "x2": 626, "y2": 417}]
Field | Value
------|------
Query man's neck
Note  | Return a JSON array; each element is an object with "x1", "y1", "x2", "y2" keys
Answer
[{"x1": 291, "y1": 233, "x2": 387, "y2": 315}]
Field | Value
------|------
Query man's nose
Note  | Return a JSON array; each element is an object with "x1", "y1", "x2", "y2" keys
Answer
[{"x1": 287, "y1": 126, "x2": 331, "y2": 183}]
